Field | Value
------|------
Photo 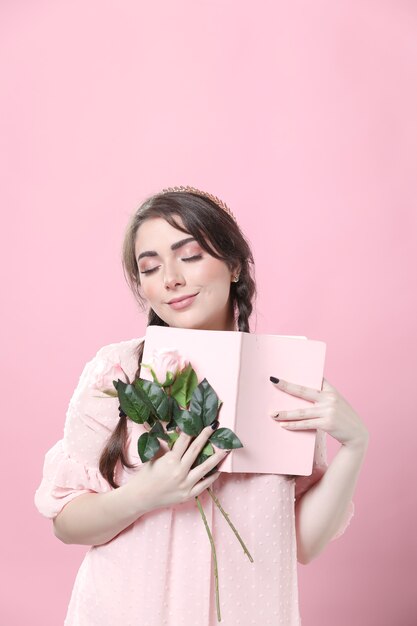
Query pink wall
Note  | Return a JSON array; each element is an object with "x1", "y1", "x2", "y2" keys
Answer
[{"x1": 1, "y1": 1, "x2": 416, "y2": 624}]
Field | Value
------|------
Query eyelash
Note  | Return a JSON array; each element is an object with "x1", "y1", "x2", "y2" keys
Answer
[{"x1": 140, "y1": 254, "x2": 202, "y2": 275}]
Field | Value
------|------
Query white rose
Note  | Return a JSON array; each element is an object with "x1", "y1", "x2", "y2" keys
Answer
[
  {"x1": 91, "y1": 361, "x2": 129, "y2": 396},
  {"x1": 147, "y1": 348, "x2": 189, "y2": 386}
]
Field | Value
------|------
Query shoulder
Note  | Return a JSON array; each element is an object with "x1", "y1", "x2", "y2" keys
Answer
[
  {"x1": 92, "y1": 336, "x2": 145, "y2": 381},
  {"x1": 69, "y1": 336, "x2": 145, "y2": 407},
  {"x1": 80, "y1": 336, "x2": 145, "y2": 384},
  {"x1": 95, "y1": 336, "x2": 145, "y2": 361}
]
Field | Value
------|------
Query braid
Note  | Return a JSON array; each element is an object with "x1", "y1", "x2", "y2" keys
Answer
[
  {"x1": 232, "y1": 263, "x2": 257, "y2": 333},
  {"x1": 98, "y1": 414, "x2": 136, "y2": 489}
]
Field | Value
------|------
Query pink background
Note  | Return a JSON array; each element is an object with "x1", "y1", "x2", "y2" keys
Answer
[{"x1": 1, "y1": 1, "x2": 416, "y2": 624}]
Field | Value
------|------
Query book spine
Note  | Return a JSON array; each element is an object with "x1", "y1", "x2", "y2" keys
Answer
[{"x1": 230, "y1": 333, "x2": 244, "y2": 470}]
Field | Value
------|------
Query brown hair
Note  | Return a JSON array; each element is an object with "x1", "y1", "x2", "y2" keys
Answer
[{"x1": 99, "y1": 190, "x2": 257, "y2": 488}]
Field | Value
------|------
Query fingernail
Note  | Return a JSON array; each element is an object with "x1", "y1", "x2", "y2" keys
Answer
[
  {"x1": 270, "y1": 376, "x2": 279, "y2": 384},
  {"x1": 211, "y1": 420, "x2": 220, "y2": 430}
]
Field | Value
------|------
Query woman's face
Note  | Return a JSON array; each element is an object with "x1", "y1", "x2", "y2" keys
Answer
[{"x1": 134, "y1": 216, "x2": 239, "y2": 331}]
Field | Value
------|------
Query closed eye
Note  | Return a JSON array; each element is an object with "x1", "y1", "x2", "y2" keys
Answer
[{"x1": 140, "y1": 254, "x2": 202, "y2": 275}]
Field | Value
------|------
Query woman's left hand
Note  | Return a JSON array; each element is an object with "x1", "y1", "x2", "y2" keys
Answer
[{"x1": 270, "y1": 376, "x2": 369, "y2": 449}]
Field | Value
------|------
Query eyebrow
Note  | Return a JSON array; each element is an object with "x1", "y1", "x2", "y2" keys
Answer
[{"x1": 137, "y1": 237, "x2": 197, "y2": 262}]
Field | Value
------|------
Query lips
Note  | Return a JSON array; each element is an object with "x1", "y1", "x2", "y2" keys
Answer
[
  {"x1": 167, "y1": 292, "x2": 199, "y2": 304},
  {"x1": 166, "y1": 293, "x2": 199, "y2": 311}
]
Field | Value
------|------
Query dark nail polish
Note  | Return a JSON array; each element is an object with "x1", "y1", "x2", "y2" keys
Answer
[
  {"x1": 211, "y1": 420, "x2": 220, "y2": 430},
  {"x1": 270, "y1": 376, "x2": 280, "y2": 384}
]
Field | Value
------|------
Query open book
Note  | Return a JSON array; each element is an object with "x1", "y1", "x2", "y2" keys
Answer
[{"x1": 140, "y1": 326, "x2": 326, "y2": 476}]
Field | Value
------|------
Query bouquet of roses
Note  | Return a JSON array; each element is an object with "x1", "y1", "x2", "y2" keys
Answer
[{"x1": 96, "y1": 347, "x2": 253, "y2": 622}]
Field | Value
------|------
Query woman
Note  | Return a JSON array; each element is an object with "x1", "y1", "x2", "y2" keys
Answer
[{"x1": 34, "y1": 186, "x2": 369, "y2": 625}]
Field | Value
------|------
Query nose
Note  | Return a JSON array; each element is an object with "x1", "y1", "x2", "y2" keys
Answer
[{"x1": 163, "y1": 263, "x2": 186, "y2": 290}]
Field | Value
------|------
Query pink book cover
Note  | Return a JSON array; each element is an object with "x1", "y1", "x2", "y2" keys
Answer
[{"x1": 140, "y1": 326, "x2": 326, "y2": 476}]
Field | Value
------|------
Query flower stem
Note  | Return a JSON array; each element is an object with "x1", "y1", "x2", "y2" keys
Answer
[
  {"x1": 207, "y1": 487, "x2": 254, "y2": 563},
  {"x1": 195, "y1": 496, "x2": 221, "y2": 622}
]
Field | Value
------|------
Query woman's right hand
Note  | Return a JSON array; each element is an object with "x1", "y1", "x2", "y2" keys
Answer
[{"x1": 131, "y1": 425, "x2": 229, "y2": 511}]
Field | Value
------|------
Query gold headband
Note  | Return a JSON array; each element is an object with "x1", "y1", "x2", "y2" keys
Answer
[{"x1": 160, "y1": 185, "x2": 237, "y2": 223}]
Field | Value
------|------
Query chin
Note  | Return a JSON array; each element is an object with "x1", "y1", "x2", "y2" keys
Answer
[
  {"x1": 174, "y1": 319, "x2": 206, "y2": 330},
  {"x1": 169, "y1": 315, "x2": 212, "y2": 331}
]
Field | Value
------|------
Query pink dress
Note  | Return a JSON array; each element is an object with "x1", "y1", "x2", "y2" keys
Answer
[{"x1": 34, "y1": 337, "x2": 354, "y2": 626}]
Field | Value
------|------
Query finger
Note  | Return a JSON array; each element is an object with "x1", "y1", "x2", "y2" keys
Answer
[
  {"x1": 189, "y1": 471, "x2": 221, "y2": 499},
  {"x1": 270, "y1": 407, "x2": 321, "y2": 420},
  {"x1": 171, "y1": 429, "x2": 193, "y2": 459},
  {"x1": 152, "y1": 442, "x2": 169, "y2": 458},
  {"x1": 270, "y1": 377, "x2": 321, "y2": 402},
  {"x1": 188, "y1": 447, "x2": 230, "y2": 484},
  {"x1": 181, "y1": 424, "x2": 218, "y2": 470},
  {"x1": 279, "y1": 418, "x2": 322, "y2": 429}
]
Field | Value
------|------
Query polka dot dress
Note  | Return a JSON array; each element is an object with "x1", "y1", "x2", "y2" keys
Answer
[{"x1": 34, "y1": 337, "x2": 354, "y2": 626}]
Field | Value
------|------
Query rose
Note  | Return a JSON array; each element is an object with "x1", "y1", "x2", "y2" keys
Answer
[
  {"x1": 91, "y1": 361, "x2": 130, "y2": 397},
  {"x1": 142, "y1": 348, "x2": 189, "y2": 387}
]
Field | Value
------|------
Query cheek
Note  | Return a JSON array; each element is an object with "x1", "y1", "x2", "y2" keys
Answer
[
  {"x1": 139, "y1": 280, "x2": 159, "y2": 302},
  {"x1": 195, "y1": 259, "x2": 229, "y2": 284},
  {"x1": 196, "y1": 263, "x2": 231, "y2": 301}
]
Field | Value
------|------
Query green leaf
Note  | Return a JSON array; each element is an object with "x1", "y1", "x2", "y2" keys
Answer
[
  {"x1": 137, "y1": 432, "x2": 160, "y2": 462},
  {"x1": 191, "y1": 451, "x2": 211, "y2": 470},
  {"x1": 133, "y1": 378, "x2": 170, "y2": 421},
  {"x1": 167, "y1": 431, "x2": 180, "y2": 449},
  {"x1": 202, "y1": 441, "x2": 214, "y2": 456},
  {"x1": 115, "y1": 380, "x2": 151, "y2": 424},
  {"x1": 172, "y1": 398, "x2": 203, "y2": 436},
  {"x1": 161, "y1": 371, "x2": 175, "y2": 387},
  {"x1": 190, "y1": 443, "x2": 219, "y2": 478},
  {"x1": 189, "y1": 378, "x2": 219, "y2": 427},
  {"x1": 170, "y1": 363, "x2": 199, "y2": 407},
  {"x1": 149, "y1": 420, "x2": 171, "y2": 443},
  {"x1": 209, "y1": 427, "x2": 243, "y2": 449},
  {"x1": 164, "y1": 396, "x2": 176, "y2": 431},
  {"x1": 147, "y1": 414, "x2": 157, "y2": 428}
]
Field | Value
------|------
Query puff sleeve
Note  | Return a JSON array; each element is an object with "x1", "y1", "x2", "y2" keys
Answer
[
  {"x1": 34, "y1": 344, "x2": 121, "y2": 520},
  {"x1": 294, "y1": 428, "x2": 355, "y2": 542}
]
